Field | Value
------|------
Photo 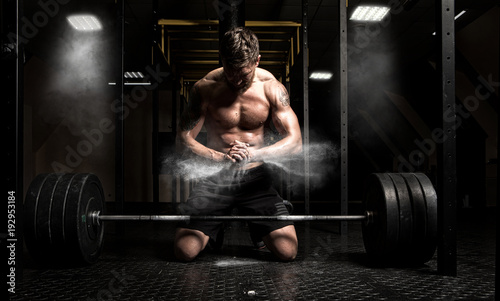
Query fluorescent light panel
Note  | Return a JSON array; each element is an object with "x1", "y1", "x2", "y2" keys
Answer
[
  {"x1": 310, "y1": 72, "x2": 333, "y2": 80},
  {"x1": 350, "y1": 6, "x2": 390, "y2": 22},
  {"x1": 67, "y1": 15, "x2": 102, "y2": 31},
  {"x1": 124, "y1": 72, "x2": 144, "y2": 79}
]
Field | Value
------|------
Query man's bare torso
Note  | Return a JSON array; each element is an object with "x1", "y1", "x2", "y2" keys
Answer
[{"x1": 198, "y1": 67, "x2": 276, "y2": 158}]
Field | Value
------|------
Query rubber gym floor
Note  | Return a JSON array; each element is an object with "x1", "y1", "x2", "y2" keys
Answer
[{"x1": 13, "y1": 207, "x2": 496, "y2": 300}]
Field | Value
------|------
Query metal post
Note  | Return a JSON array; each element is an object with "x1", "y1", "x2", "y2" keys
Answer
[
  {"x1": 339, "y1": 0, "x2": 349, "y2": 237},
  {"x1": 152, "y1": 0, "x2": 160, "y2": 203},
  {"x1": 172, "y1": 80, "x2": 177, "y2": 204},
  {"x1": 4, "y1": 0, "x2": 24, "y2": 283},
  {"x1": 115, "y1": 0, "x2": 125, "y2": 213},
  {"x1": 285, "y1": 80, "x2": 292, "y2": 202},
  {"x1": 497, "y1": 157, "x2": 499, "y2": 301},
  {"x1": 218, "y1": 0, "x2": 246, "y2": 66},
  {"x1": 218, "y1": 0, "x2": 245, "y2": 33},
  {"x1": 151, "y1": 104, "x2": 159, "y2": 204},
  {"x1": 302, "y1": 0, "x2": 310, "y2": 215},
  {"x1": 436, "y1": 0, "x2": 457, "y2": 276}
]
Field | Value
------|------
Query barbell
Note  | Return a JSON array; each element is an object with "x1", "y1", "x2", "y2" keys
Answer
[
  {"x1": 91, "y1": 213, "x2": 371, "y2": 223},
  {"x1": 24, "y1": 172, "x2": 437, "y2": 266}
]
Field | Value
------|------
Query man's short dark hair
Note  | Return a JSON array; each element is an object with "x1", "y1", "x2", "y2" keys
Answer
[{"x1": 219, "y1": 27, "x2": 260, "y2": 68}]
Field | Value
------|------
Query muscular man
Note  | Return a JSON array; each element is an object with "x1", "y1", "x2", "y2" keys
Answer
[{"x1": 174, "y1": 27, "x2": 302, "y2": 262}]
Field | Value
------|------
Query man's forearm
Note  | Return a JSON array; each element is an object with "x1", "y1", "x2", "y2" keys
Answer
[
  {"x1": 252, "y1": 136, "x2": 302, "y2": 162},
  {"x1": 177, "y1": 136, "x2": 230, "y2": 162}
]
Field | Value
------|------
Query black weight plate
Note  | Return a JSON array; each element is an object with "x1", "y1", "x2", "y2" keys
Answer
[
  {"x1": 25, "y1": 173, "x2": 66, "y2": 263},
  {"x1": 49, "y1": 174, "x2": 78, "y2": 257},
  {"x1": 414, "y1": 173, "x2": 438, "y2": 262},
  {"x1": 35, "y1": 174, "x2": 65, "y2": 258},
  {"x1": 388, "y1": 173, "x2": 413, "y2": 256},
  {"x1": 64, "y1": 174, "x2": 105, "y2": 264},
  {"x1": 401, "y1": 173, "x2": 427, "y2": 264},
  {"x1": 24, "y1": 173, "x2": 52, "y2": 263},
  {"x1": 362, "y1": 173, "x2": 399, "y2": 261}
]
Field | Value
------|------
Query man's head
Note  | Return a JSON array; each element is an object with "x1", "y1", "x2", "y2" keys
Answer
[{"x1": 219, "y1": 27, "x2": 261, "y2": 91}]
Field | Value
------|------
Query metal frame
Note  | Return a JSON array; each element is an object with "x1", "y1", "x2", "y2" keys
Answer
[
  {"x1": 158, "y1": 19, "x2": 302, "y2": 82},
  {"x1": 5, "y1": 0, "x2": 25, "y2": 281},
  {"x1": 148, "y1": 5, "x2": 460, "y2": 277},
  {"x1": 158, "y1": 19, "x2": 302, "y2": 27},
  {"x1": 436, "y1": 0, "x2": 457, "y2": 276},
  {"x1": 218, "y1": 0, "x2": 245, "y2": 47},
  {"x1": 115, "y1": 0, "x2": 125, "y2": 213},
  {"x1": 152, "y1": 0, "x2": 160, "y2": 204},
  {"x1": 339, "y1": 0, "x2": 349, "y2": 237},
  {"x1": 172, "y1": 70, "x2": 179, "y2": 204},
  {"x1": 302, "y1": 0, "x2": 310, "y2": 214}
]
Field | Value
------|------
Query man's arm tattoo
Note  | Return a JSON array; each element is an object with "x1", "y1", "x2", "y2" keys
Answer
[
  {"x1": 179, "y1": 85, "x2": 202, "y2": 131},
  {"x1": 278, "y1": 85, "x2": 290, "y2": 107}
]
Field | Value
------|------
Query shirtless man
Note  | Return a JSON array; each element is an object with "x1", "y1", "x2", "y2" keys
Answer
[{"x1": 174, "y1": 27, "x2": 302, "y2": 262}]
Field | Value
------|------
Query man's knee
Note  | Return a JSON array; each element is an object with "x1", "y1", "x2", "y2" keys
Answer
[
  {"x1": 174, "y1": 245, "x2": 199, "y2": 262},
  {"x1": 174, "y1": 228, "x2": 209, "y2": 262},
  {"x1": 263, "y1": 225, "x2": 298, "y2": 261},
  {"x1": 274, "y1": 244, "x2": 298, "y2": 262}
]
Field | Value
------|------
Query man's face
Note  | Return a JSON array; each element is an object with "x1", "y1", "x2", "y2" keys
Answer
[{"x1": 222, "y1": 56, "x2": 261, "y2": 92}]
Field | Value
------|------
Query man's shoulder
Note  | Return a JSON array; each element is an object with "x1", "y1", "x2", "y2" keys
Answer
[
  {"x1": 256, "y1": 68, "x2": 284, "y2": 97},
  {"x1": 256, "y1": 68, "x2": 277, "y2": 83},
  {"x1": 192, "y1": 68, "x2": 225, "y2": 100},
  {"x1": 194, "y1": 68, "x2": 222, "y2": 90},
  {"x1": 196, "y1": 68, "x2": 224, "y2": 88}
]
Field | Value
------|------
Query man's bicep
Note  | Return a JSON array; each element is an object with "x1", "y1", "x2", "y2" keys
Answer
[
  {"x1": 276, "y1": 82, "x2": 291, "y2": 107},
  {"x1": 272, "y1": 108, "x2": 301, "y2": 137},
  {"x1": 271, "y1": 82, "x2": 300, "y2": 135}
]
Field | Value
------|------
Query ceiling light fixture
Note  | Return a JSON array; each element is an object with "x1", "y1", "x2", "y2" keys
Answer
[
  {"x1": 67, "y1": 15, "x2": 102, "y2": 31},
  {"x1": 350, "y1": 6, "x2": 390, "y2": 22},
  {"x1": 124, "y1": 72, "x2": 145, "y2": 79},
  {"x1": 310, "y1": 72, "x2": 333, "y2": 80}
]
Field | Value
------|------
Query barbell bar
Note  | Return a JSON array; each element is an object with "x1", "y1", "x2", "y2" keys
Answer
[
  {"x1": 90, "y1": 212, "x2": 373, "y2": 225},
  {"x1": 24, "y1": 172, "x2": 437, "y2": 266}
]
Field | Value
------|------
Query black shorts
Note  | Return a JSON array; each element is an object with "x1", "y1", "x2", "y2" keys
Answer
[{"x1": 176, "y1": 164, "x2": 293, "y2": 242}]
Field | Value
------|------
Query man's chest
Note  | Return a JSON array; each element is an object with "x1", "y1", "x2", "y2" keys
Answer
[{"x1": 206, "y1": 88, "x2": 270, "y2": 130}]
